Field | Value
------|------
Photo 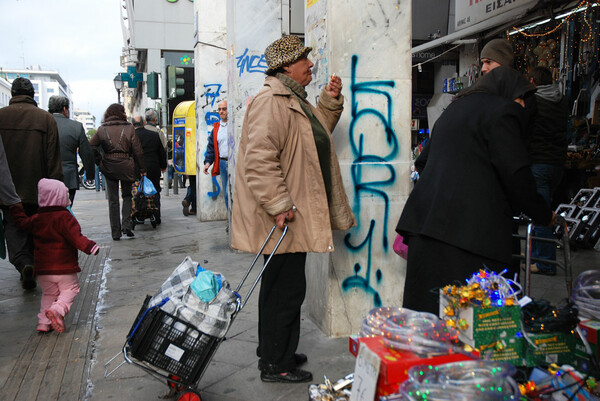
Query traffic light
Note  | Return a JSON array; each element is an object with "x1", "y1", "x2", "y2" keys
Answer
[
  {"x1": 167, "y1": 66, "x2": 185, "y2": 99},
  {"x1": 147, "y1": 72, "x2": 159, "y2": 99}
]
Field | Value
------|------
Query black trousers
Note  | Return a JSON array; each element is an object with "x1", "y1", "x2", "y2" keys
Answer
[
  {"x1": 403, "y1": 234, "x2": 508, "y2": 315},
  {"x1": 1, "y1": 203, "x2": 36, "y2": 273},
  {"x1": 257, "y1": 252, "x2": 307, "y2": 373}
]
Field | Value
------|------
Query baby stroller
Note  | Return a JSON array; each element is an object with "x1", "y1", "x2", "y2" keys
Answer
[{"x1": 131, "y1": 177, "x2": 159, "y2": 229}]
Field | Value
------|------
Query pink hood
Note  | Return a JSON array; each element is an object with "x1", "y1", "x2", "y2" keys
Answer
[{"x1": 38, "y1": 178, "x2": 71, "y2": 208}]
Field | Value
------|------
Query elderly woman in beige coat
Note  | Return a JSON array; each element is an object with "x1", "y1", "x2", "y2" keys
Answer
[{"x1": 231, "y1": 35, "x2": 355, "y2": 383}]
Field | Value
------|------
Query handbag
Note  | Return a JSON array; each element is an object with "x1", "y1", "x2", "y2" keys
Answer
[{"x1": 393, "y1": 233, "x2": 408, "y2": 259}]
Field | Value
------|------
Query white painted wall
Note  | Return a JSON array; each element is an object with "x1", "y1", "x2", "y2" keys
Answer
[
  {"x1": 226, "y1": 0, "x2": 282, "y2": 221},
  {"x1": 305, "y1": 0, "x2": 413, "y2": 337},
  {"x1": 194, "y1": 0, "x2": 228, "y2": 221}
]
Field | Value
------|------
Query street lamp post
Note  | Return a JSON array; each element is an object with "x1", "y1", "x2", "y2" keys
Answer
[{"x1": 113, "y1": 74, "x2": 123, "y2": 104}]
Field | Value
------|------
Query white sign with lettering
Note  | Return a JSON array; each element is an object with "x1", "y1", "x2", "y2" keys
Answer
[
  {"x1": 455, "y1": 0, "x2": 537, "y2": 31},
  {"x1": 350, "y1": 343, "x2": 381, "y2": 401}
]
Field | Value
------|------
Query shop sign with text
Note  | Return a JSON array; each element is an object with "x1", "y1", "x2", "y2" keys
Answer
[{"x1": 455, "y1": 0, "x2": 537, "y2": 31}]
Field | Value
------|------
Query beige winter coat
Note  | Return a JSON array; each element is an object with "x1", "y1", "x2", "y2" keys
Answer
[{"x1": 231, "y1": 76, "x2": 355, "y2": 255}]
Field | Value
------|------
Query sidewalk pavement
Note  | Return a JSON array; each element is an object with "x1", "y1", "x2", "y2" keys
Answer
[{"x1": 0, "y1": 188, "x2": 596, "y2": 400}]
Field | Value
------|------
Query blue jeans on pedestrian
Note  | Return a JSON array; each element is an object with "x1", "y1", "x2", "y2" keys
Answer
[
  {"x1": 531, "y1": 164, "x2": 563, "y2": 272},
  {"x1": 219, "y1": 159, "x2": 229, "y2": 210},
  {"x1": 95, "y1": 165, "x2": 105, "y2": 191}
]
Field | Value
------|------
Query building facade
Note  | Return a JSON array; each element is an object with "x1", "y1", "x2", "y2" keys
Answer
[
  {"x1": 0, "y1": 68, "x2": 71, "y2": 111},
  {"x1": 73, "y1": 108, "x2": 96, "y2": 132}
]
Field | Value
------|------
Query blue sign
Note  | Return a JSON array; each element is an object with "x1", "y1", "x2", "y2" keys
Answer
[
  {"x1": 121, "y1": 66, "x2": 143, "y2": 88},
  {"x1": 174, "y1": 118, "x2": 186, "y2": 125}
]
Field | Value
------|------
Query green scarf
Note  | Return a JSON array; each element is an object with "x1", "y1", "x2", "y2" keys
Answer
[{"x1": 277, "y1": 73, "x2": 332, "y2": 203}]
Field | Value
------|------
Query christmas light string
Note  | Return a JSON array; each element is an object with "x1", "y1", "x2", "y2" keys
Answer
[
  {"x1": 395, "y1": 361, "x2": 520, "y2": 400},
  {"x1": 359, "y1": 307, "x2": 461, "y2": 355},
  {"x1": 570, "y1": 269, "x2": 600, "y2": 320}
]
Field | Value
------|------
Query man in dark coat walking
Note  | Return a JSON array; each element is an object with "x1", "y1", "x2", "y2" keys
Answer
[
  {"x1": 134, "y1": 119, "x2": 167, "y2": 223},
  {"x1": 0, "y1": 77, "x2": 63, "y2": 290},
  {"x1": 49, "y1": 96, "x2": 95, "y2": 205}
]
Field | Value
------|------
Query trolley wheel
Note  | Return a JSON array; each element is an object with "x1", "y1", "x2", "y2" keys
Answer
[
  {"x1": 167, "y1": 375, "x2": 184, "y2": 393},
  {"x1": 177, "y1": 391, "x2": 202, "y2": 401}
]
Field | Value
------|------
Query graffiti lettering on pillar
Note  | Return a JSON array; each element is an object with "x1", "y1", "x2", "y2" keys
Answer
[
  {"x1": 235, "y1": 48, "x2": 268, "y2": 77},
  {"x1": 341, "y1": 55, "x2": 398, "y2": 307},
  {"x1": 207, "y1": 176, "x2": 221, "y2": 198},
  {"x1": 199, "y1": 83, "x2": 225, "y2": 199},
  {"x1": 200, "y1": 83, "x2": 224, "y2": 125}
]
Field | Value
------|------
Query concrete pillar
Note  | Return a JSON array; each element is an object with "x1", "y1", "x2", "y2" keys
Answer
[
  {"x1": 194, "y1": 0, "x2": 228, "y2": 221},
  {"x1": 226, "y1": 0, "x2": 283, "y2": 209},
  {"x1": 304, "y1": 0, "x2": 413, "y2": 337}
]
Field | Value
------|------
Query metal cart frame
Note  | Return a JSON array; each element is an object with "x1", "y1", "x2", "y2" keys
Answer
[
  {"x1": 105, "y1": 225, "x2": 288, "y2": 400},
  {"x1": 512, "y1": 215, "x2": 573, "y2": 298}
]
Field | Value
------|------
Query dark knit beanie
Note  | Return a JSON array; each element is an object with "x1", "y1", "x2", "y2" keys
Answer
[
  {"x1": 11, "y1": 77, "x2": 35, "y2": 98},
  {"x1": 480, "y1": 39, "x2": 514, "y2": 67}
]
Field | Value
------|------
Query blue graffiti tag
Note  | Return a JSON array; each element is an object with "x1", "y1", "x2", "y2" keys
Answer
[
  {"x1": 207, "y1": 175, "x2": 221, "y2": 198},
  {"x1": 341, "y1": 55, "x2": 398, "y2": 307},
  {"x1": 235, "y1": 48, "x2": 268, "y2": 77}
]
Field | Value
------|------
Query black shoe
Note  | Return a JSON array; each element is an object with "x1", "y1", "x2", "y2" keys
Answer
[
  {"x1": 295, "y1": 353, "x2": 308, "y2": 366},
  {"x1": 20, "y1": 265, "x2": 36, "y2": 290},
  {"x1": 113, "y1": 237, "x2": 121, "y2": 241},
  {"x1": 260, "y1": 368, "x2": 312, "y2": 383},
  {"x1": 123, "y1": 228, "x2": 135, "y2": 237},
  {"x1": 182, "y1": 200, "x2": 190, "y2": 216},
  {"x1": 530, "y1": 264, "x2": 556, "y2": 276}
]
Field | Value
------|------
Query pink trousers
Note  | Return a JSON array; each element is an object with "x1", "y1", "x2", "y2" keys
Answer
[{"x1": 37, "y1": 274, "x2": 80, "y2": 326}]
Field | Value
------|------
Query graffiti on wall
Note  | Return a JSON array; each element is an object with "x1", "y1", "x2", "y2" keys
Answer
[
  {"x1": 236, "y1": 48, "x2": 268, "y2": 77},
  {"x1": 341, "y1": 55, "x2": 398, "y2": 307},
  {"x1": 199, "y1": 83, "x2": 226, "y2": 199}
]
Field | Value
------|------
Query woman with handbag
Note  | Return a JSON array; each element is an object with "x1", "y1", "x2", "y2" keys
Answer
[{"x1": 90, "y1": 104, "x2": 146, "y2": 241}]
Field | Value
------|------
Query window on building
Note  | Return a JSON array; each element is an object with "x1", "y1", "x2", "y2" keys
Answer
[{"x1": 47, "y1": 88, "x2": 55, "y2": 93}]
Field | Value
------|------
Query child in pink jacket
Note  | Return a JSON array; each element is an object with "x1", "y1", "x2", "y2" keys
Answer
[{"x1": 11, "y1": 179, "x2": 99, "y2": 333}]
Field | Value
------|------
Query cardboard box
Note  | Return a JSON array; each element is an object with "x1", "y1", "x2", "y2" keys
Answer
[
  {"x1": 573, "y1": 340, "x2": 598, "y2": 374},
  {"x1": 349, "y1": 336, "x2": 477, "y2": 397},
  {"x1": 578, "y1": 320, "x2": 600, "y2": 348},
  {"x1": 524, "y1": 332, "x2": 577, "y2": 367},
  {"x1": 480, "y1": 335, "x2": 527, "y2": 366},
  {"x1": 439, "y1": 294, "x2": 522, "y2": 347}
]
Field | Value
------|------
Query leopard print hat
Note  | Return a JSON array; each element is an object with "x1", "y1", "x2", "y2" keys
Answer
[{"x1": 264, "y1": 35, "x2": 312, "y2": 74}]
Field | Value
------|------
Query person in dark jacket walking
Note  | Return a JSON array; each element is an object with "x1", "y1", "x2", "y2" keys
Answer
[
  {"x1": 396, "y1": 66, "x2": 554, "y2": 314},
  {"x1": 0, "y1": 77, "x2": 63, "y2": 290},
  {"x1": 134, "y1": 118, "x2": 167, "y2": 223},
  {"x1": 49, "y1": 96, "x2": 95, "y2": 205},
  {"x1": 527, "y1": 66, "x2": 569, "y2": 275},
  {"x1": 89, "y1": 104, "x2": 146, "y2": 241},
  {"x1": 10, "y1": 179, "x2": 99, "y2": 333}
]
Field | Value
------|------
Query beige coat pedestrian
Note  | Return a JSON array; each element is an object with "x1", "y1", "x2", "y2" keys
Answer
[{"x1": 231, "y1": 76, "x2": 355, "y2": 254}]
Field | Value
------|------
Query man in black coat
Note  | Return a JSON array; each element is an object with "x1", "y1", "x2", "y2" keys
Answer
[
  {"x1": 49, "y1": 96, "x2": 94, "y2": 205},
  {"x1": 134, "y1": 119, "x2": 167, "y2": 224},
  {"x1": 396, "y1": 67, "x2": 554, "y2": 314}
]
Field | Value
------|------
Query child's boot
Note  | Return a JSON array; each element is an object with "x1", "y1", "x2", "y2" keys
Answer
[{"x1": 45, "y1": 310, "x2": 65, "y2": 333}]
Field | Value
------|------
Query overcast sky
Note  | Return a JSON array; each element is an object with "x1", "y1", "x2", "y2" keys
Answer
[{"x1": 0, "y1": 0, "x2": 122, "y2": 126}]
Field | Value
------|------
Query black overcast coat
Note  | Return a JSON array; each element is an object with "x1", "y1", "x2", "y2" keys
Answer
[{"x1": 397, "y1": 66, "x2": 552, "y2": 265}]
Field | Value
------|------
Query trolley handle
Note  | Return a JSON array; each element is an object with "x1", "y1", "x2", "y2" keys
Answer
[{"x1": 235, "y1": 224, "x2": 288, "y2": 310}]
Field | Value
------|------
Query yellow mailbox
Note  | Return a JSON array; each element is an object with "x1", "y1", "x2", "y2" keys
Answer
[{"x1": 172, "y1": 100, "x2": 196, "y2": 176}]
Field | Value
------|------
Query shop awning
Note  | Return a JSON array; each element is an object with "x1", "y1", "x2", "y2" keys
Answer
[
  {"x1": 411, "y1": 0, "x2": 581, "y2": 55},
  {"x1": 412, "y1": 4, "x2": 535, "y2": 55}
]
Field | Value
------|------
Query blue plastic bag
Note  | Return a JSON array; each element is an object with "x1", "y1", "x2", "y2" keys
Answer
[
  {"x1": 139, "y1": 176, "x2": 157, "y2": 196},
  {"x1": 190, "y1": 265, "x2": 223, "y2": 303}
]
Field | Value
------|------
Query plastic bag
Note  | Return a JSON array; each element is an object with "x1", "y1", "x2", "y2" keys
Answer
[
  {"x1": 139, "y1": 176, "x2": 157, "y2": 196},
  {"x1": 393, "y1": 234, "x2": 408, "y2": 260},
  {"x1": 190, "y1": 268, "x2": 222, "y2": 303}
]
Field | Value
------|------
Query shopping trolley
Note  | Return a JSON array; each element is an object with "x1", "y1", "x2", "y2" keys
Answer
[
  {"x1": 105, "y1": 225, "x2": 288, "y2": 401},
  {"x1": 512, "y1": 215, "x2": 573, "y2": 298}
]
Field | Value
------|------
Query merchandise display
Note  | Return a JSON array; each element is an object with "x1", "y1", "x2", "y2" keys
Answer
[
  {"x1": 571, "y1": 270, "x2": 600, "y2": 320},
  {"x1": 359, "y1": 307, "x2": 460, "y2": 355}
]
